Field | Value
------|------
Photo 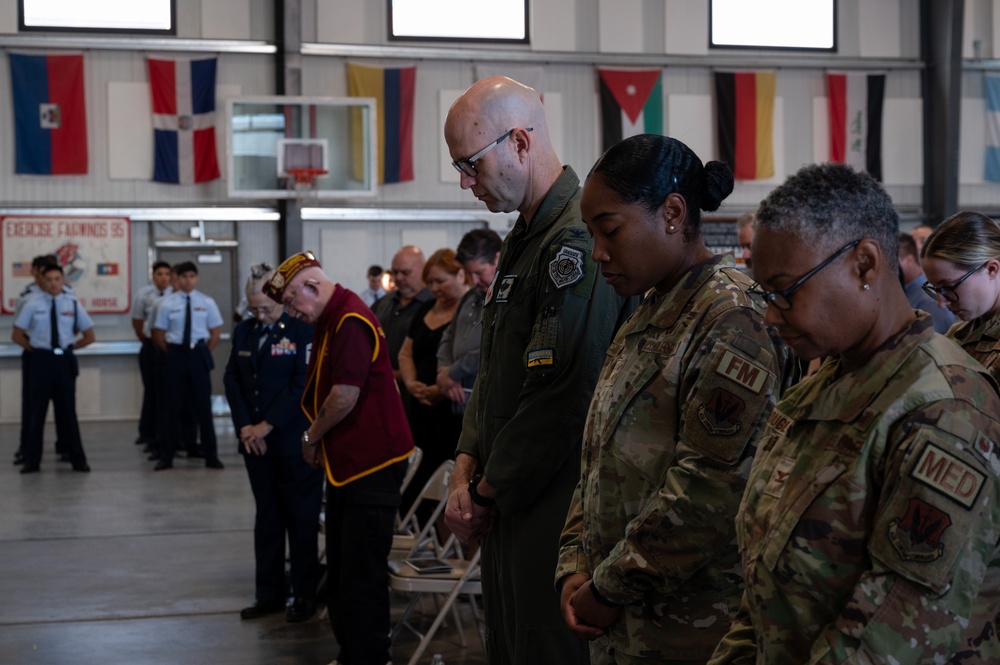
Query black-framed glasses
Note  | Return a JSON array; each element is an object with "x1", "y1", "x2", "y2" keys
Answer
[
  {"x1": 748, "y1": 239, "x2": 862, "y2": 311},
  {"x1": 452, "y1": 127, "x2": 533, "y2": 177},
  {"x1": 921, "y1": 261, "x2": 989, "y2": 303}
]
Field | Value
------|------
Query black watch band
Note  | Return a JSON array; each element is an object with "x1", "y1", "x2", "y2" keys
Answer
[
  {"x1": 468, "y1": 473, "x2": 496, "y2": 507},
  {"x1": 588, "y1": 580, "x2": 620, "y2": 608}
]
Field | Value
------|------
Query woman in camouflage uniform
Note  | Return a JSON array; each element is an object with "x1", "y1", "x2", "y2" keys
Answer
[
  {"x1": 922, "y1": 211, "x2": 1000, "y2": 381},
  {"x1": 709, "y1": 165, "x2": 1000, "y2": 665},
  {"x1": 556, "y1": 134, "x2": 794, "y2": 664}
]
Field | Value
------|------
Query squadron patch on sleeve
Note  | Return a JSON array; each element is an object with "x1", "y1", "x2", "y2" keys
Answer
[
  {"x1": 888, "y1": 497, "x2": 952, "y2": 562},
  {"x1": 697, "y1": 387, "x2": 745, "y2": 436},
  {"x1": 548, "y1": 246, "x2": 585, "y2": 289}
]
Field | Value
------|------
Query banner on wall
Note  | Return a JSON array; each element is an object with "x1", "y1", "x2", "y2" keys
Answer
[
  {"x1": 347, "y1": 62, "x2": 416, "y2": 185},
  {"x1": 827, "y1": 71, "x2": 885, "y2": 181},
  {"x1": 597, "y1": 68, "x2": 663, "y2": 152},
  {"x1": 1, "y1": 215, "x2": 131, "y2": 314},
  {"x1": 714, "y1": 70, "x2": 776, "y2": 180}
]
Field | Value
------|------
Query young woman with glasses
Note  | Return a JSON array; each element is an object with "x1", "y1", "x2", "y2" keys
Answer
[
  {"x1": 555, "y1": 134, "x2": 797, "y2": 663},
  {"x1": 921, "y1": 211, "x2": 1000, "y2": 379},
  {"x1": 709, "y1": 164, "x2": 1000, "y2": 664}
]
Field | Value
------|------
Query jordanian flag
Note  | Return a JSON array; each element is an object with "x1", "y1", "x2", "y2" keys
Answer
[
  {"x1": 598, "y1": 68, "x2": 663, "y2": 152},
  {"x1": 715, "y1": 71, "x2": 775, "y2": 180}
]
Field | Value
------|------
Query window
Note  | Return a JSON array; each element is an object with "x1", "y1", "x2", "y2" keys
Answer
[
  {"x1": 389, "y1": 0, "x2": 529, "y2": 43},
  {"x1": 710, "y1": 0, "x2": 836, "y2": 51},
  {"x1": 19, "y1": 0, "x2": 175, "y2": 34}
]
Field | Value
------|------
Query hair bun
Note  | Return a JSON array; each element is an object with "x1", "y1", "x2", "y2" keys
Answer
[{"x1": 702, "y1": 161, "x2": 735, "y2": 212}]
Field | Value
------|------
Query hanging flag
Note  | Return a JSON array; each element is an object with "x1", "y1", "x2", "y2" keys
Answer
[
  {"x1": 714, "y1": 71, "x2": 776, "y2": 180},
  {"x1": 597, "y1": 68, "x2": 663, "y2": 152},
  {"x1": 985, "y1": 75, "x2": 1000, "y2": 183},
  {"x1": 827, "y1": 71, "x2": 885, "y2": 181},
  {"x1": 348, "y1": 63, "x2": 416, "y2": 185},
  {"x1": 147, "y1": 56, "x2": 220, "y2": 185},
  {"x1": 9, "y1": 53, "x2": 88, "y2": 175}
]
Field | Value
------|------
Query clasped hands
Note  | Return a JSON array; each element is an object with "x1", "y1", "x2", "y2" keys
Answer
[
  {"x1": 239, "y1": 422, "x2": 272, "y2": 456},
  {"x1": 559, "y1": 573, "x2": 622, "y2": 641},
  {"x1": 443, "y1": 480, "x2": 498, "y2": 544},
  {"x1": 436, "y1": 367, "x2": 467, "y2": 404}
]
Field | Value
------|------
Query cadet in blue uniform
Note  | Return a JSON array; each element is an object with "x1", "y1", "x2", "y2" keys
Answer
[
  {"x1": 131, "y1": 260, "x2": 172, "y2": 446},
  {"x1": 12, "y1": 264, "x2": 94, "y2": 473},
  {"x1": 152, "y1": 261, "x2": 224, "y2": 470},
  {"x1": 224, "y1": 263, "x2": 322, "y2": 623}
]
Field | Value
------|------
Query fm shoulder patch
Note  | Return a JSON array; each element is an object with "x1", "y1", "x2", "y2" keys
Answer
[
  {"x1": 713, "y1": 349, "x2": 769, "y2": 394},
  {"x1": 888, "y1": 497, "x2": 951, "y2": 562},
  {"x1": 548, "y1": 246, "x2": 585, "y2": 289},
  {"x1": 910, "y1": 443, "x2": 986, "y2": 509}
]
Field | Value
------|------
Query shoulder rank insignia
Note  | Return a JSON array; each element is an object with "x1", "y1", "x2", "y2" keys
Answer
[{"x1": 548, "y1": 246, "x2": 585, "y2": 289}]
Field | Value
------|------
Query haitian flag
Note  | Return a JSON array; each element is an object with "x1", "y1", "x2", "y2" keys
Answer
[
  {"x1": 598, "y1": 68, "x2": 662, "y2": 151},
  {"x1": 714, "y1": 71, "x2": 776, "y2": 180},
  {"x1": 347, "y1": 63, "x2": 415, "y2": 184},
  {"x1": 9, "y1": 53, "x2": 88, "y2": 175},
  {"x1": 827, "y1": 71, "x2": 885, "y2": 181},
  {"x1": 148, "y1": 56, "x2": 220, "y2": 184}
]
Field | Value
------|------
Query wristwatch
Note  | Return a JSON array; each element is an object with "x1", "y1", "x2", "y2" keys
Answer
[
  {"x1": 468, "y1": 473, "x2": 496, "y2": 507},
  {"x1": 301, "y1": 431, "x2": 315, "y2": 447}
]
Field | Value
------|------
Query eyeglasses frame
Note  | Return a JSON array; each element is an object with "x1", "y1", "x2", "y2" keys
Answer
[
  {"x1": 921, "y1": 260, "x2": 990, "y2": 303},
  {"x1": 452, "y1": 127, "x2": 534, "y2": 177},
  {"x1": 748, "y1": 239, "x2": 863, "y2": 311}
]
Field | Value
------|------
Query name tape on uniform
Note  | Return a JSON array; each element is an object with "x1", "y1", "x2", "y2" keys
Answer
[
  {"x1": 911, "y1": 443, "x2": 986, "y2": 509},
  {"x1": 714, "y1": 349, "x2": 768, "y2": 394}
]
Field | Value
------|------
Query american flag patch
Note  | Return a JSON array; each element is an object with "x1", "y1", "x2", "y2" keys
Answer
[{"x1": 11, "y1": 261, "x2": 32, "y2": 277}]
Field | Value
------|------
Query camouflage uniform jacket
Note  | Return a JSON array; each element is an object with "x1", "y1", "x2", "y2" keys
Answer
[
  {"x1": 708, "y1": 313, "x2": 1000, "y2": 665},
  {"x1": 949, "y1": 311, "x2": 1000, "y2": 383},
  {"x1": 557, "y1": 255, "x2": 793, "y2": 660},
  {"x1": 457, "y1": 166, "x2": 636, "y2": 515}
]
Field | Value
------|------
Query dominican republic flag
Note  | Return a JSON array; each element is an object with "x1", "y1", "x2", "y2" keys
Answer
[
  {"x1": 9, "y1": 53, "x2": 88, "y2": 175},
  {"x1": 714, "y1": 71, "x2": 776, "y2": 180},
  {"x1": 598, "y1": 68, "x2": 662, "y2": 151},
  {"x1": 148, "y1": 56, "x2": 220, "y2": 184},
  {"x1": 348, "y1": 63, "x2": 415, "y2": 184},
  {"x1": 827, "y1": 71, "x2": 885, "y2": 181},
  {"x1": 985, "y1": 75, "x2": 1000, "y2": 182}
]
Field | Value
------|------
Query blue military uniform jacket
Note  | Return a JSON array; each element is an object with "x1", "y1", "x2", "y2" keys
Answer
[{"x1": 223, "y1": 313, "x2": 313, "y2": 457}]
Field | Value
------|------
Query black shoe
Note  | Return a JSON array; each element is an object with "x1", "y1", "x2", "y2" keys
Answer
[
  {"x1": 147, "y1": 452, "x2": 161, "y2": 461},
  {"x1": 13, "y1": 451, "x2": 24, "y2": 466},
  {"x1": 72, "y1": 462, "x2": 91, "y2": 472},
  {"x1": 58, "y1": 453, "x2": 71, "y2": 463},
  {"x1": 186, "y1": 449, "x2": 204, "y2": 459},
  {"x1": 154, "y1": 460, "x2": 173, "y2": 471},
  {"x1": 286, "y1": 599, "x2": 316, "y2": 623},
  {"x1": 20, "y1": 465, "x2": 40, "y2": 474},
  {"x1": 240, "y1": 600, "x2": 284, "y2": 620},
  {"x1": 135, "y1": 436, "x2": 148, "y2": 445},
  {"x1": 205, "y1": 458, "x2": 225, "y2": 470}
]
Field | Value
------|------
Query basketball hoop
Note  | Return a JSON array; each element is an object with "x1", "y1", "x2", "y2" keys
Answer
[{"x1": 286, "y1": 168, "x2": 327, "y2": 187}]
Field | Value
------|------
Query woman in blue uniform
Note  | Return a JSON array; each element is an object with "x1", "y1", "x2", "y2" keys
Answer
[{"x1": 224, "y1": 263, "x2": 322, "y2": 623}]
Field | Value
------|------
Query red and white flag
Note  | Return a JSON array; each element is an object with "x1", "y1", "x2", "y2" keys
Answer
[{"x1": 148, "y1": 56, "x2": 220, "y2": 184}]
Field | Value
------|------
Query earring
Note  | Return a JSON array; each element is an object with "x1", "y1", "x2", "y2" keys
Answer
[
  {"x1": 862, "y1": 284, "x2": 870, "y2": 291},
  {"x1": 668, "y1": 225, "x2": 676, "y2": 231}
]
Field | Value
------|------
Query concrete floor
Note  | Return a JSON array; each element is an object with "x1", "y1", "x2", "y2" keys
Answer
[{"x1": 0, "y1": 420, "x2": 485, "y2": 665}]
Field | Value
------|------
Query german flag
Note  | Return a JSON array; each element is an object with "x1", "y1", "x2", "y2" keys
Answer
[{"x1": 714, "y1": 71, "x2": 775, "y2": 180}]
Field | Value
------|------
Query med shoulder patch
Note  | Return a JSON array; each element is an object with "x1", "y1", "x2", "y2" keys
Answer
[{"x1": 910, "y1": 443, "x2": 986, "y2": 509}]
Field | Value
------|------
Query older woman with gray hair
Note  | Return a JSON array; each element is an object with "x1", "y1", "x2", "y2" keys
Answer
[
  {"x1": 223, "y1": 263, "x2": 322, "y2": 624},
  {"x1": 709, "y1": 163, "x2": 1000, "y2": 664}
]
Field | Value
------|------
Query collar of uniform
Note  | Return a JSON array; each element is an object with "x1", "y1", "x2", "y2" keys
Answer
[
  {"x1": 954, "y1": 310, "x2": 1000, "y2": 344},
  {"x1": 642, "y1": 254, "x2": 732, "y2": 331},
  {"x1": 517, "y1": 165, "x2": 580, "y2": 240},
  {"x1": 781, "y1": 312, "x2": 936, "y2": 425}
]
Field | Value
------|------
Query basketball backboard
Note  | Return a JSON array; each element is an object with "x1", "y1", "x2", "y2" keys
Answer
[{"x1": 227, "y1": 96, "x2": 377, "y2": 199}]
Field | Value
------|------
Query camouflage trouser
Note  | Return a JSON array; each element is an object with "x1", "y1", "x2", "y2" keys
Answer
[{"x1": 589, "y1": 640, "x2": 708, "y2": 665}]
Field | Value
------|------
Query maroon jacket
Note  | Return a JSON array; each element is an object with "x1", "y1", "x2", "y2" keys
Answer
[{"x1": 302, "y1": 285, "x2": 413, "y2": 486}]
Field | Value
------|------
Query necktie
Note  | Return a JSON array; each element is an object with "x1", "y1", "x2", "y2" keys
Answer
[
  {"x1": 258, "y1": 325, "x2": 270, "y2": 351},
  {"x1": 182, "y1": 295, "x2": 192, "y2": 346},
  {"x1": 50, "y1": 297, "x2": 60, "y2": 350}
]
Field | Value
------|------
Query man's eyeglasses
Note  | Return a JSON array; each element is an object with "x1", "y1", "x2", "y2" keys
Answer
[
  {"x1": 921, "y1": 261, "x2": 989, "y2": 303},
  {"x1": 452, "y1": 128, "x2": 533, "y2": 177},
  {"x1": 748, "y1": 239, "x2": 862, "y2": 311}
]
